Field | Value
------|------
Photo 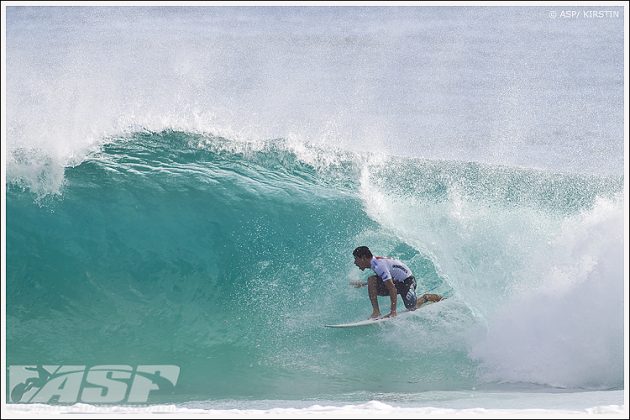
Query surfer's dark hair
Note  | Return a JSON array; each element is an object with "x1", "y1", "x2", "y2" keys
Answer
[{"x1": 353, "y1": 246, "x2": 373, "y2": 259}]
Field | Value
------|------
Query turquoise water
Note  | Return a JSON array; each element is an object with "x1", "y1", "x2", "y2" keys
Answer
[{"x1": 6, "y1": 131, "x2": 624, "y2": 403}]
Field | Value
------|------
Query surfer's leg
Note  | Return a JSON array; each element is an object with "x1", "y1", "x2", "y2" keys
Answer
[{"x1": 367, "y1": 275, "x2": 382, "y2": 319}]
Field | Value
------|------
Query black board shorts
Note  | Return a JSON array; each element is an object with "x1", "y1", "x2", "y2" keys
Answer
[{"x1": 375, "y1": 276, "x2": 417, "y2": 310}]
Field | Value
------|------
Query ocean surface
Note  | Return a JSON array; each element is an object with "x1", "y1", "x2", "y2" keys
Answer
[{"x1": 4, "y1": 5, "x2": 627, "y2": 417}]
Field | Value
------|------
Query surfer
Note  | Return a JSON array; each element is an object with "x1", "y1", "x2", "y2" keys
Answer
[{"x1": 351, "y1": 246, "x2": 443, "y2": 319}]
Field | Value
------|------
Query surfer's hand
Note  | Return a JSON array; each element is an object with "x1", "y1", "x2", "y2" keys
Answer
[{"x1": 350, "y1": 280, "x2": 365, "y2": 288}]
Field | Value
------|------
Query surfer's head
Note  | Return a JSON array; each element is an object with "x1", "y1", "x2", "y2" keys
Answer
[{"x1": 353, "y1": 246, "x2": 373, "y2": 270}]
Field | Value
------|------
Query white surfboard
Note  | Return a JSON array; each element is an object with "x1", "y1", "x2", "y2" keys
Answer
[{"x1": 325, "y1": 303, "x2": 435, "y2": 328}]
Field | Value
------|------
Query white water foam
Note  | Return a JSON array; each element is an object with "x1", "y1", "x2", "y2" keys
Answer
[
  {"x1": 470, "y1": 197, "x2": 624, "y2": 389},
  {"x1": 4, "y1": 391, "x2": 627, "y2": 419},
  {"x1": 359, "y1": 161, "x2": 624, "y2": 389}
]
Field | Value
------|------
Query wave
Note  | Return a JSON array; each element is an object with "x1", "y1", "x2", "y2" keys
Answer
[{"x1": 6, "y1": 131, "x2": 624, "y2": 401}]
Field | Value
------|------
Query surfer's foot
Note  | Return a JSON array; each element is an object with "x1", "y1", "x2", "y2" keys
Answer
[
  {"x1": 369, "y1": 311, "x2": 381, "y2": 320},
  {"x1": 417, "y1": 294, "x2": 443, "y2": 308}
]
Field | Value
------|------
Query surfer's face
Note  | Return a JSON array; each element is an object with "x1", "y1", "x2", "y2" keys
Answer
[{"x1": 354, "y1": 256, "x2": 370, "y2": 271}]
